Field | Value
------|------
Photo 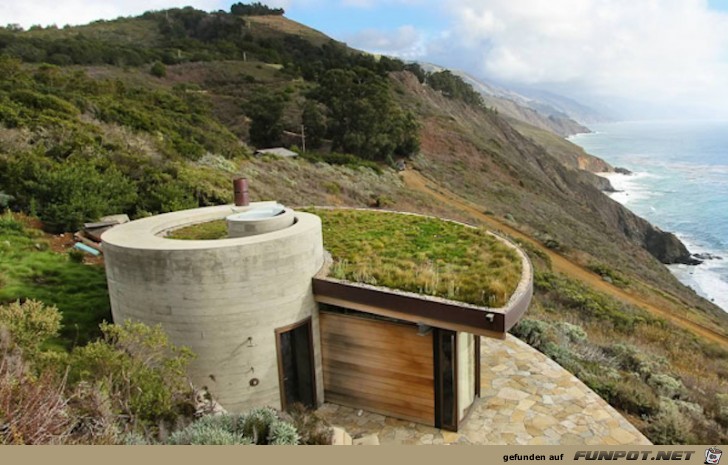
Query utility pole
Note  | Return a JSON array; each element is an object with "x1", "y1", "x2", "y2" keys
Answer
[{"x1": 301, "y1": 124, "x2": 306, "y2": 153}]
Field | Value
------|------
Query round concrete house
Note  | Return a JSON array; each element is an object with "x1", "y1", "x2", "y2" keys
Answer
[
  {"x1": 102, "y1": 199, "x2": 533, "y2": 431},
  {"x1": 102, "y1": 202, "x2": 325, "y2": 413}
]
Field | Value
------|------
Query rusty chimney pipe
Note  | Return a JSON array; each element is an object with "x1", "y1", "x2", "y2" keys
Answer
[{"x1": 233, "y1": 178, "x2": 249, "y2": 207}]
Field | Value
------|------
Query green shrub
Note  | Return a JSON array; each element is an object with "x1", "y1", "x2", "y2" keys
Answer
[
  {"x1": 647, "y1": 373, "x2": 685, "y2": 399},
  {"x1": 242, "y1": 407, "x2": 279, "y2": 444},
  {"x1": 0, "y1": 299, "x2": 61, "y2": 358},
  {"x1": 646, "y1": 398, "x2": 695, "y2": 444},
  {"x1": 0, "y1": 214, "x2": 25, "y2": 234},
  {"x1": 323, "y1": 181, "x2": 341, "y2": 195},
  {"x1": 120, "y1": 433, "x2": 150, "y2": 445},
  {"x1": 168, "y1": 422, "x2": 250, "y2": 445},
  {"x1": 607, "y1": 344, "x2": 667, "y2": 377},
  {"x1": 587, "y1": 262, "x2": 631, "y2": 287},
  {"x1": 68, "y1": 321, "x2": 195, "y2": 429},
  {"x1": 0, "y1": 192, "x2": 14, "y2": 210},
  {"x1": 610, "y1": 374, "x2": 660, "y2": 416},
  {"x1": 167, "y1": 411, "x2": 303, "y2": 445},
  {"x1": 300, "y1": 151, "x2": 383, "y2": 173},
  {"x1": 284, "y1": 403, "x2": 333, "y2": 445},
  {"x1": 370, "y1": 194, "x2": 394, "y2": 208},
  {"x1": 557, "y1": 322, "x2": 587, "y2": 343},
  {"x1": 9, "y1": 89, "x2": 79, "y2": 116},
  {"x1": 68, "y1": 248, "x2": 85, "y2": 263},
  {"x1": 268, "y1": 420, "x2": 299, "y2": 445},
  {"x1": 534, "y1": 272, "x2": 650, "y2": 332},
  {"x1": 715, "y1": 394, "x2": 728, "y2": 427},
  {"x1": 150, "y1": 61, "x2": 167, "y2": 78},
  {"x1": 511, "y1": 319, "x2": 549, "y2": 347},
  {"x1": 5, "y1": 157, "x2": 138, "y2": 233}
]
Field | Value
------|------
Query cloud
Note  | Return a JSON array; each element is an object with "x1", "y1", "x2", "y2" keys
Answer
[
  {"x1": 440, "y1": 0, "x2": 728, "y2": 117},
  {"x1": 339, "y1": 0, "x2": 426, "y2": 7},
  {"x1": 5, "y1": 0, "x2": 728, "y2": 117},
  {"x1": 344, "y1": 25, "x2": 426, "y2": 58},
  {"x1": 0, "y1": 0, "x2": 221, "y2": 28}
]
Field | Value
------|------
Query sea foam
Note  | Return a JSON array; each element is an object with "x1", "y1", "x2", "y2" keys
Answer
[{"x1": 572, "y1": 121, "x2": 728, "y2": 314}]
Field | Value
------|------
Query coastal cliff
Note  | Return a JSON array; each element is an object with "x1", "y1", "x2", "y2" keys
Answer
[{"x1": 392, "y1": 71, "x2": 701, "y2": 273}]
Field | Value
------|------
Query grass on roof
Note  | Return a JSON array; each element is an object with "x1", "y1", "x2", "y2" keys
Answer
[
  {"x1": 306, "y1": 208, "x2": 522, "y2": 307},
  {"x1": 166, "y1": 220, "x2": 228, "y2": 240},
  {"x1": 165, "y1": 208, "x2": 523, "y2": 307}
]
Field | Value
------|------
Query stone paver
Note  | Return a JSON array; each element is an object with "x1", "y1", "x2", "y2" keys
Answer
[{"x1": 317, "y1": 334, "x2": 651, "y2": 445}]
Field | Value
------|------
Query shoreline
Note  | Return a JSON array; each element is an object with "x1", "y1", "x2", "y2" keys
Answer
[{"x1": 595, "y1": 171, "x2": 728, "y2": 313}]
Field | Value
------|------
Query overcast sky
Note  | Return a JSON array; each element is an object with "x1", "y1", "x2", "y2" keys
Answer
[{"x1": 3, "y1": 0, "x2": 728, "y2": 119}]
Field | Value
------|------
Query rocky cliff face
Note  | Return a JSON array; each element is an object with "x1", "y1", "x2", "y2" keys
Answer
[
  {"x1": 392, "y1": 72, "x2": 697, "y2": 273},
  {"x1": 571, "y1": 173, "x2": 697, "y2": 265}
]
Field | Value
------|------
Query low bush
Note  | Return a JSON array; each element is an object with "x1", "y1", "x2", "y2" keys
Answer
[
  {"x1": 300, "y1": 151, "x2": 383, "y2": 173},
  {"x1": 646, "y1": 398, "x2": 695, "y2": 445},
  {"x1": 168, "y1": 415, "x2": 250, "y2": 445},
  {"x1": 68, "y1": 249, "x2": 85, "y2": 263},
  {"x1": 68, "y1": 321, "x2": 195, "y2": 429},
  {"x1": 284, "y1": 403, "x2": 333, "y2": 445},
  {"x1": 0, "y1": 299, "x2": 61, "y2": 360},
  {"x1": 168, "y1": 409, "x2": 302, "y2": 445},
  {"x1": 534, "y1": 272, "x2": 651, "y2": 332},
  {"x1": 0, "y1": 353, "x2": 72, "y2": 444},
  {"x1": 587, "y1": 262, "x2": 631, "y2": 287}
]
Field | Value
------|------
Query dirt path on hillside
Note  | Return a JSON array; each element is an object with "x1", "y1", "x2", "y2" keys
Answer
[{"x1": 401, "y1": 169, "x2": 728, "y2": 348}]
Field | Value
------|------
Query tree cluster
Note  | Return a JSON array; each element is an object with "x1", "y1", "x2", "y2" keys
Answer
[
  {"x1": 425, "y1": 70, "x2": 486, "y2": 108},
  {"x1": 230, "y1": 2, "x2": 285, "y2": 16},
  {"x1": 0, "y1": 59, "x2": 238, "y2": 231},
  {"x1": 307, "y1": 67, "x2": 419, "y2": 160}
]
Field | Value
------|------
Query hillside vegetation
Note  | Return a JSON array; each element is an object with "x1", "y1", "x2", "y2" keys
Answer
[{"x1": 0, "y1": 4, "x2": 727, "y2": 445}]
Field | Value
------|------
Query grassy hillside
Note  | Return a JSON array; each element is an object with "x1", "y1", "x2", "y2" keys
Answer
[{"x1": 0, "y1": 5, "x2": 726, "y2": 444}]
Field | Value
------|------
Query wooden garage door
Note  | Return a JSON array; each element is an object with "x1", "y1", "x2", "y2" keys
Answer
[{"x1": 320, "y1": 312, "x2": 435, "y2": 425}]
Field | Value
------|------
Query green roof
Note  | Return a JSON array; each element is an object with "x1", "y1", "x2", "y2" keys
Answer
[{"x1": 307, "y1": 208, "x2": 522, "y2": 308}]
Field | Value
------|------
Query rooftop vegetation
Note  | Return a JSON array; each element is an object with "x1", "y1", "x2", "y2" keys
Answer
[
  {"x1": 167, "y1": 208, "x2": 523, "y2": 307},
  {"x1": 166, "y1": 219, "x2": 227, "y2": 240},
  {"x1": 307, "y1": 208, "x2": 522, "y2": 307}
]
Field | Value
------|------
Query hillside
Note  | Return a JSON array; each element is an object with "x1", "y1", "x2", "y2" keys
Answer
[
  {"x1": 0, "y1": 5, "x2": 726, "y2": 445},
  {"x1": 419, "y1": 63, "x2": 593, "y2": 138}
]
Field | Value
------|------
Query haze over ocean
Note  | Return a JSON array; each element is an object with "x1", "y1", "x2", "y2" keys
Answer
[{"x1": 570, "y1": 121, "x2": 728, "y2": 313}]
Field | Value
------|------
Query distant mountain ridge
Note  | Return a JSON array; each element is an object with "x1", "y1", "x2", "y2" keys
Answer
[{"x1": 418, "y1": 62, "x2": 607, "y2": 136}]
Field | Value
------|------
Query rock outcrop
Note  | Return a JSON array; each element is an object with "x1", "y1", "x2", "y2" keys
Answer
[
  {"x1": 644, "y1": 229, "x2": 701, "y2": 265},
  {"x1": 574, "y1": 174, "x2": 698, "y2": 265}
]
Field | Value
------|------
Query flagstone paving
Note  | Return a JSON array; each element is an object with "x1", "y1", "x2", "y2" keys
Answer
[{"x1": 317, "y1": 334, "x2": 651, "y2": 445}]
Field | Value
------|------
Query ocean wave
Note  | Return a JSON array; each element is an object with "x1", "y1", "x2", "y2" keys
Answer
[
  {"x1": 669, "y1": 232, "x2": 728, "y2": 313},
  {"x1": 573, "y1": 121, "x2": 728, "y2": 313},
  {"x1": 669, "y1": 263, "x2": 728, "y2": 313},
  {"x1": 596, "y1": 171, "x2": 660, "y2": 205}
]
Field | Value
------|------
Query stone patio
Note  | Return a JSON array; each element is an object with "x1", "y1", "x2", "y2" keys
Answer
[{"x1": 317, "y1": 334, "x2": 651, "y2": 445}]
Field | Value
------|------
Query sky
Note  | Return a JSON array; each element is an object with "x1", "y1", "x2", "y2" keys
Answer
[{"x1": 3, "y1": 0, "x2": 728, "y2": 119}]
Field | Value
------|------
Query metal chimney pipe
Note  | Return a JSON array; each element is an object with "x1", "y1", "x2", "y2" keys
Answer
[{"x1": 233, "y1": 178, "x2": 249, "y2": 207}]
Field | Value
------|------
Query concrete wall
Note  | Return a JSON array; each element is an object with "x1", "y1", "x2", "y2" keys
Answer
[
  {"x1": 457, "y1": 332, "x2": 476, "y2": 422},
  {"x1": 102, "y1": 204, "x2": 324, "y2": 413},
  {"x1": 227, "y1": 206, "x2": 295, "y2": 238}
]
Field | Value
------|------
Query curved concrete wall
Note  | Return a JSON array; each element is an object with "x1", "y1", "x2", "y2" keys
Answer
[
  {"x1": 227, "y1": 207, "x2": 295, "y2": 238},
  {"x1": 101, "y1": 204, "x2": 325, "y2": 413}
]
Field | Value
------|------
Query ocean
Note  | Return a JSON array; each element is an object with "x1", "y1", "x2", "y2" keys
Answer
[{"x1": 569, "y1": 120, "x2": 728, "y2": 313}]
